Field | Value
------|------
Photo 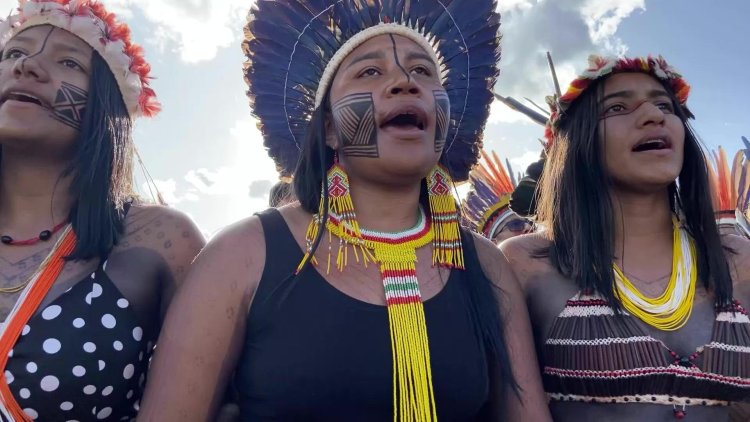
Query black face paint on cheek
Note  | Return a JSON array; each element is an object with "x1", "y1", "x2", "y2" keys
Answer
[
  {"x1": 433, "y1": 90, "x2": 450, "y2": 152},
  {"x1": 388, "y1": 34, "x2": 410, "y2": 83},
  {"x1": 331, "y1": 92, "x2": 378, "y2": 158},
  {"x1": 50, "y1": 81, "x2": 88, "y2": 131}
]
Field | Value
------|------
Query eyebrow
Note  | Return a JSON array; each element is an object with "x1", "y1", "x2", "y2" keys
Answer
[
  {"x1": 600, "y1": 88, "x2": 671, "y2": 103},
  {"x1": 405, "y1": 51, "x2": 435, "y2": 64},
  {"x1": 345, "y1": 50, "x2": 386, "y2": 70},
  {"x1": 6, "y1": 34, "x2": 89, "y2": 57}
]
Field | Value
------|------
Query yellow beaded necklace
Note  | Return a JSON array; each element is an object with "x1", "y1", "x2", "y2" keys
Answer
[{"x1": 613, "y1": 219, "x2": 697, "y2": 331}]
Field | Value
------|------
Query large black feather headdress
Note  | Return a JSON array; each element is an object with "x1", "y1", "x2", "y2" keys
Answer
[{"x1": 242, "y1": 0, "x2": 501, "y2": 182}]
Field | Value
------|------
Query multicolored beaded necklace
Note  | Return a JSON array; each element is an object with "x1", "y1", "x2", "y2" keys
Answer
[
  {"x1": 328, "y1": 206, "x2": 438, "y2": 421},
  {"x1": 297, "y1": 162, "x2": 464, "y2": 421}
]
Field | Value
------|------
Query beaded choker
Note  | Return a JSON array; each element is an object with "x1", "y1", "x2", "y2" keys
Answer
[{"x1": 613, "y1": 219, "x2": 697, "y2": 331}]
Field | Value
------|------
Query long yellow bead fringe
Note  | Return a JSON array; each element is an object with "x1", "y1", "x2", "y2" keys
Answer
[{"x1": 295, "y1": 163, "x2": 465, "y2": 421}]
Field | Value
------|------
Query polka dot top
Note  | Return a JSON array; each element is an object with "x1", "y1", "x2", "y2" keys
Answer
[{"x1": 2, "y1": 262, "x2": 153, "y2": 421}]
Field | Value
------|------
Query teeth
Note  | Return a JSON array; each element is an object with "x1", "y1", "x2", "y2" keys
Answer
[{"x1": 13, "y1": 92, "x2": 39, "y2": 100}]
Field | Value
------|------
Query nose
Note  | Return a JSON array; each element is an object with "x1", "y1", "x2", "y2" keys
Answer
[
  {"x1": 635, "y1": 100, "x2": 666, "y2": 127},
  {"x1": 386, "y1": 71, "x2": 421, "y2": 97},
  {"x1": 11, "y1": 55, "x2": 49, "y2": 82}
]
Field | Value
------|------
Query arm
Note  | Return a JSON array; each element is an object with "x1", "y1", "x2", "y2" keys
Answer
[
  {"x1": 724, "y1": 235, "x2": 750, "y2": 420},
  {"x1": 117, "y1": 204, "x2": 206, "y2": 322},
  {"x1": 473, "y1": 233, "x2": 552, "y2": 421},
  {"x1": 138, "y1": 217, "x2": 265, "y2": 421}
]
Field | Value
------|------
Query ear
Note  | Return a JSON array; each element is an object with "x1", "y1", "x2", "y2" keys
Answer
[{"x1": 324, "y1": 112, "x2": 340, "y2": 150}]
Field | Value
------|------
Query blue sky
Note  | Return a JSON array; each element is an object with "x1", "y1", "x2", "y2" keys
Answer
[{"x1": 3, "y1": 0, "x2": 747, "y2": 236}]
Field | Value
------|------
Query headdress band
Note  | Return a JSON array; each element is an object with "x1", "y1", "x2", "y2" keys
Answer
[{"x1": 314, "y1": 22, "x2": 441, "y2": 107}]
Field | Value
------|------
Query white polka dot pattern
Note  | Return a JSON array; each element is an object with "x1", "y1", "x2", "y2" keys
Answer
[
  {"x1": 4, "y1": 268, "x2": 151, "y2": 420},
  {"x1": 41, "y1": 305, "x2": 62, "y2": 320},
  {"x1": 43, "y1": 338, "x2": 62, "y2": 354}
]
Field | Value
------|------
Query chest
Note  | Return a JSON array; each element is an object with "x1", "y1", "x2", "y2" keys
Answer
[
  {"x1": 237, "y1": 271, "x2": 489, "y2": 420},
  {"x1": 527, "y1": 274, "x2": 720, "y2": 357}
]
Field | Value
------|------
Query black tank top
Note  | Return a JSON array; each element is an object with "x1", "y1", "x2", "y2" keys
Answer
[{"x1": 235, "y1": 209, "x2": 492, "y2": 421}]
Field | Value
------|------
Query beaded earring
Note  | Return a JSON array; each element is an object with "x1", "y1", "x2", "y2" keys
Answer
[{"x1": 426, "y1": 164, "x2": 464, "y2": 269}]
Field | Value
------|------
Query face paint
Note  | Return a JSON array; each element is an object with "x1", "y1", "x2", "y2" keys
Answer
[
  {"x1": 50, "y1": 81, "x2": 88, "y2": 131},
  {"x1": 388, "y1": 34, "x2": 410, "y2": 82},
  {"x1": 332, "y1": 92, "x2": 378, "y2": 157},
  {"x1": 433, "y1": 90, "x2": 449, "y2": 152},
  {"x1": 599, "y1": 98, "x2": 675, "y2": 120},
  {"x1": 19, "y1": 26, "x2": 55, "y2": 74}
]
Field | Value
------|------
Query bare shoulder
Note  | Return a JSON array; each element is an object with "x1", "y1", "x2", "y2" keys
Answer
[
  {"x1": 498, "y1": 232, "x2": 549, "y2": 264},
  {"x1": 722, "y1": 234, "x2": 750, "y2": 282},
  {"x1": 468, "y1": 231, "x2": 518, "y2": 291},
  {"x1": 187, "y1": 210, "x2": 274, "y2": 297},
  {"x1": 121, "y1": 203, "x2": 204, "y2": 249}
]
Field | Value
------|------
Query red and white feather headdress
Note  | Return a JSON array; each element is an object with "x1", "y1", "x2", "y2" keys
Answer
[
  {"x1": 545, "y1": 54, "x2": 690, "y2": 148},
  {"x1": 0, "y1": 0, "x2": 160, "y2": 118}
]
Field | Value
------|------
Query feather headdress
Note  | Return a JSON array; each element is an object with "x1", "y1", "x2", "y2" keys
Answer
[
  {"x1": 242, "y1": 0, "x2": 502, "y2": 181},
  {"x1": 707, "y1": 142, "x2": 750, "y2": 237},
  {"x1": 0, "y1": 0, "x2": 160, "y2": 118},
  {"x1": 462, "y1": 149, "x2": 517, "y2": 238},
  {"x1": 545, "y1": 54, "x2": 690, "y2": 148}
]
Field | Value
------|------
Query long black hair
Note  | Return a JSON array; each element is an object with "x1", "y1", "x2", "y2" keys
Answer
[
  {"x1": 536, "y1": 75, "x2": 733, "y2": 309},
  {"x1": 65, "y1": 50, "x2": 134, "y2": 260},
  {"x1": 293, "y1": 91, "x2": 520, "y2": 402}
]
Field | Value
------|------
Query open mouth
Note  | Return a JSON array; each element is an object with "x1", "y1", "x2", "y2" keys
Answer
[
  {"x1": 632, "y1": 138, "x2": 671, "y2": 152},
  {"x1": 381, "y1": 106, "x2": 426, "y2": 131},
  {"x1": 2, "y1": 91, "x2": 46, "y2": 108}
]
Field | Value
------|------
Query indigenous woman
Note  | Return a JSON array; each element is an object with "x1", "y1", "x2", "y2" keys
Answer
[
  {"x1": 707, "y1": 144, "x2": 750, "y2": 238},
  {"x1": 139, "y1": 0, "x2": 549, "y2": 420},
  {"x1": 510, "y1": 155, "x2": 545, "y2": 219},
  {"x1": 462, "y1": 150, "x2": 533, "y2": 243},
  {"x1": 501, "y1": 54, "x2": 750, "y2": 421},
  {"x1": 0, "y1": 1, "x2": 204, "y2": 420}
]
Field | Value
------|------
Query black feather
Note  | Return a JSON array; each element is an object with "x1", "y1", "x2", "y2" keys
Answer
[{"x1": 242, "y1": 0, "x2": 501, "y2": 182}]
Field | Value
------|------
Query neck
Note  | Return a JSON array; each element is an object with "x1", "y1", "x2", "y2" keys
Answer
[
  {"x1": 611, "y1": 187, "x2": 674, "y2": 265},
  {"x1": 0, "y1": 149, "x2": 74, "y2": 236},
  {"x1": 347, "y1": 179, "x2": 423, "y2": 233}
]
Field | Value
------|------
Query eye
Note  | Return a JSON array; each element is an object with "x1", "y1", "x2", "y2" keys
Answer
[
  {"x1": 358, "y1": 67, "x2": 381, "y2": 78},
  {"x1": 60, "y1": 58, "x2": 84, "y2": 71},
  {"x1": 656, "y1": 101, "x2": 674, "y2": 113},
  {"x1": 2, "y1": 48, "x2": 26, "y2": 61},
  {"x1": 411, "y1": 65, "x2": 432, "y2": 76},
  {"x1": 603, "y1": 103, "x2": 626, "y2": 114}
]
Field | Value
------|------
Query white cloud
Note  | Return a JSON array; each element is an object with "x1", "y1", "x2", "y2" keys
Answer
[
  {"x1": 0, "y1": 0, "x2": 249, "y2": 63},
  {"x1": 492, "y1": 0, "x2": 646, "y2": 123},
  {"x1": 104, "y1": 0, "x2": 251, "y2": 63},
  {"x1": 140, "y1": 178, "x2": 199, "y2": 205},
  {"x1": 143, "y1": 117, "x2": 278, "y2": 228},
  {"x1": 509, "y1": 150, "x2": 542, "y2": 175},
  {"x1": 581, "y1": 0, "x2": 645, "y2": 53}
]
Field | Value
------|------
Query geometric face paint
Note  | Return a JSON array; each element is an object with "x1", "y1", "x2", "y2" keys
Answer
[
  {"x1": 433, "y1": 90, "x2": 450, "y2": 152},
  {"x1": 331, "y1": 92, "x2": 378, "y2": 158},
  {"x1": 50, "y1": 81, "x2": 88, "y2": 131}
]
